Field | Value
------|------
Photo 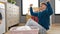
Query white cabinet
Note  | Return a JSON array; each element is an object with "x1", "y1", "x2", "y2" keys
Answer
[{"x1": 6, "y1": 3, "x2": 20, "y2": 28}]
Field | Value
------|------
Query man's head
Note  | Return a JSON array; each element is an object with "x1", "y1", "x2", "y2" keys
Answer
[{"x1": 40, "y1": 3, "x2": 47, "y2": 10}]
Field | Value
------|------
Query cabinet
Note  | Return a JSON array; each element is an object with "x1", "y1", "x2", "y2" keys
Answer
[{"x1": 6, "y1": 3, "x2": 20, "y2": 30}]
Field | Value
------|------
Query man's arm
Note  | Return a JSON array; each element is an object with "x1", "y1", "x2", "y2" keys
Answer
[
  {"x1": 30, "y1": 7, "x2": 39, "y2": 17},
  {"x1": 46, "y1": 0, "x2": 53, "y2": 15},
  {"x1": 30, "y1": 4, "x2": 39, "y2": 17}
]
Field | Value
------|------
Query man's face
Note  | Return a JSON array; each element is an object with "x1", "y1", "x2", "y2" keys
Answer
[{"x1": 40, "y1": 3, "x2": 47, "y2": 10}]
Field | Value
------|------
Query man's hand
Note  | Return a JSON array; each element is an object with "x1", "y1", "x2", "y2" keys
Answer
[{"x1": 30, "y1": 4, "x2": 33, "y2": 7}]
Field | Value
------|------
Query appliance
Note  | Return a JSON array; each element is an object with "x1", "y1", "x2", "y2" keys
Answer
[{"x1": 0, "y1": 0, "x2": 20, "y2": 34}]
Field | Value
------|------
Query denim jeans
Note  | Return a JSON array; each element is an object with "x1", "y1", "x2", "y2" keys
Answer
[{"x1": 25, "y1": 18, "x2": 47, "y2": 34}]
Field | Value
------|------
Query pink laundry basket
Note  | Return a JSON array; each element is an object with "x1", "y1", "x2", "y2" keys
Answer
[{"x1": 9, "y1": 26, "x2": 39, "y2": 34}]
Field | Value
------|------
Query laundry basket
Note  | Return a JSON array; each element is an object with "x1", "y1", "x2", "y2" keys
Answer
[{"x1": 8, "y1": 26, "x2": 39, "y2": 34}]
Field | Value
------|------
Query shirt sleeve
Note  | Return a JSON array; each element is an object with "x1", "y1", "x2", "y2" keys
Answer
[
  {"x1": 30, "y1": 7, "x2": 39, "y2": 17},
  {"x1": 46, "y1": 1, "x2": 53, "y2": 15}
]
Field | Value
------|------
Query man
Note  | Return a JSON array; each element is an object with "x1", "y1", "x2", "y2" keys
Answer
[{"x1": 26, "y1": 0, "x2": 53, "y2": 34}]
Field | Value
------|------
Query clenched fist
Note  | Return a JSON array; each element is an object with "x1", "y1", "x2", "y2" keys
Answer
[{"x1": 30, "y1": 4, "x2": 33, "y2": 7}]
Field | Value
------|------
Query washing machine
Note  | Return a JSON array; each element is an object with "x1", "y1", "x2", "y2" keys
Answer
[{"x1": 0, "y1": 2, "x2": 6, "y2": 34}]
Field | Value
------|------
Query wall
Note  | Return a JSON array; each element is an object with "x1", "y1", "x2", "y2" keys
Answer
[
  {"x1": 15, "y1": 0, "x2": 60, "y2": 23},
  {"x1": 15, "y1": 0, "x2": 26, "y2": 23}
]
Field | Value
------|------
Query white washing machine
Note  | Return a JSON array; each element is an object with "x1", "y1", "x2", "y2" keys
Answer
[{"x1": 0, "y1": 2, "x2": 6, "y2": 34}]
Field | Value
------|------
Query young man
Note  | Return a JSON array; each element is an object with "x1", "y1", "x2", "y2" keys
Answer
[{"x1": 26, "y1": 0, "x2": 53, "y2": 34}]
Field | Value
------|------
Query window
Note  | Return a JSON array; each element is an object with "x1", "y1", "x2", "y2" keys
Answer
[
  {"x1": 55, "y1": 0, "x2": 60, "y2": 14},
  {"x1": 21, "y1": 0, "x2": 40, "y2": 16}
]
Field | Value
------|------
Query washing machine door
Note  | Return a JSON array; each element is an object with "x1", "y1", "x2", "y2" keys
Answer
[{"x1": 0, "y1": 13, "x2": 2, "y2": 20}]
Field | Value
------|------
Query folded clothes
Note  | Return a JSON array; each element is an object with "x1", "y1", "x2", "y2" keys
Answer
[{"x1": 10, "y1": 26, "x2": 31, "y2": 31}]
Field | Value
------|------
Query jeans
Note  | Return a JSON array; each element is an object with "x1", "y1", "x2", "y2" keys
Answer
[{"x1": 25, "y1": 18, "x2": 47, "y2": 34}]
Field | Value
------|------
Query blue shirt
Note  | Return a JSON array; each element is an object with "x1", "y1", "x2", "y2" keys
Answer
[{"x1": 30, "y1": 2, "x2": 53, "y2": 30}]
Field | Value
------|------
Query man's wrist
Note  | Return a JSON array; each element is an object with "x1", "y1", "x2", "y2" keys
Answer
[
  {"x1": 30, "y1": 6, "x2": 32, "y2": 8},
  {"x1": 30, "y1": 6, "x2": 32, "y2": 7}
]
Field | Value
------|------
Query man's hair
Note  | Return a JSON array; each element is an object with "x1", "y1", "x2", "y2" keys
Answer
[{"x1": 41, "y1": 3, "x2": 47, "y2": 6}]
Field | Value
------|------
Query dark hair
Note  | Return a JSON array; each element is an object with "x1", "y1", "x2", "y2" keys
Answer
[{"x1": 41, "y1": 3, "x2": 47, "y2": 6}]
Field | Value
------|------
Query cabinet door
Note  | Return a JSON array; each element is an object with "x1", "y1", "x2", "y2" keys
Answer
[
  {"x1": 7, "y1": 3, "x2": 13, "y2": 11},
  {"x1": 7, "y1": 3, "x2": 19, "y2": 27}
]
